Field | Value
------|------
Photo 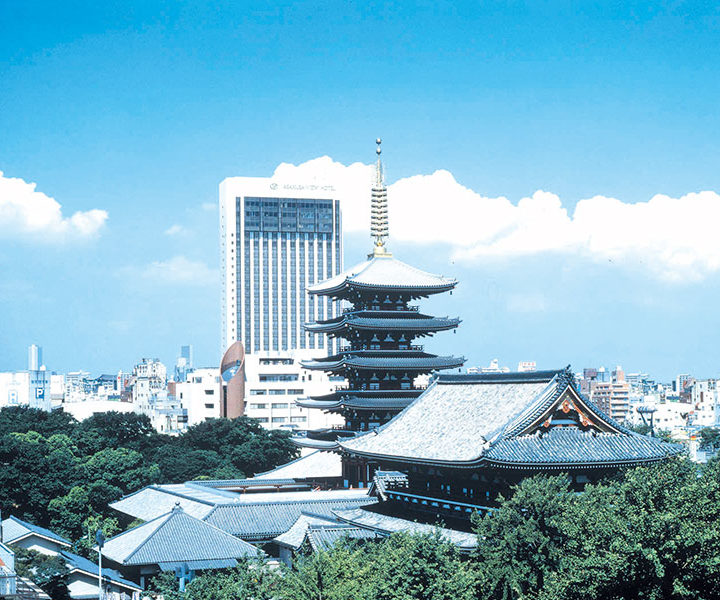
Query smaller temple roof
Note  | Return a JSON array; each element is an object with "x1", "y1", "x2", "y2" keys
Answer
[
  {"x1": 60, "y1": 551, "x2": 141, "y2": 592},
  {"x1": 1, "y1": 516, "x2": 71, "y2": 548},
  {"x1": 333, "y1": 507, "x2": 477, "y2": 552},
  {"x1": 307, "y1": 256, "x2": 457, "y2": 297},
  {"x1": 274, "y1": 513, "x2": 382, "y2": 551},
  {"x1": 340, "y1": 369, "x2": 682, "y2": 468},
  {"x1": 202, "y1": 491, "x2": 375, "y2": 541},
  {"x1": 100, "y1": 504, "x2": 261, "y2": 567},
  {"x1": 253, "y1": 450, "x2": 342, "y2": 480}
]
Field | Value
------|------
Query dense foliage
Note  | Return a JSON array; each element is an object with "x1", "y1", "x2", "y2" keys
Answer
[
  {"x1": 0, "y1": 406, "x2": 298, "y2": 546},
  {"x1": 147, "y1": 457, "x2": 720, "y2": 600}
]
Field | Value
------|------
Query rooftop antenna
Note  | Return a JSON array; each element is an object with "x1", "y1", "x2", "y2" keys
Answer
[{"x1": 370, "y1": 138, "x2": 391, "y2": 258}]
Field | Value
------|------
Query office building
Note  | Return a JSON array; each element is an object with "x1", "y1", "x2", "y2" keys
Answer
[
  {"x1": 219, "y1": 176, "x2": 343, "y2": 355},
  {"x1": 27, "y1": 344, "x2": 43, "y2": 371},
  {"x1": 174, "y1": 368, "x2": 222, "y2": 426},
  {"x1": 244, "y1": 350, "x2": 344, "y2": 432}
]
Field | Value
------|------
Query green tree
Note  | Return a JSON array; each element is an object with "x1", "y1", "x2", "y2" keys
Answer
[
  {"x1": 83, "y1": 447, "x2": 160, "y2": 493},
  {"x1": 75, "y1": 411, "x2": 157, "y2": 455},
  {"x1": 472, "y1": 474, "x2": 573, "y2": 600},
  {"x1": 13, "y1": 547, "x2": 70, "y2": 600},
  {"x1": 0, "y1": 431, "x2": 81, "y2": 524},
  {"x1": 0, "y1": 406, "x2": 76, "y2": 438}
]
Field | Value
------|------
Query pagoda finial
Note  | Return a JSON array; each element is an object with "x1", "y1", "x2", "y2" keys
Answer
[{"x1": 370, "y1": 138, "x2": 391, "y2": 258}]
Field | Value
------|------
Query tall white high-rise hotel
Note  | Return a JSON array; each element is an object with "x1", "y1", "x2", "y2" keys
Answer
[{"x1": 220, "y1": 177, "x2": 342, "y2": 355}]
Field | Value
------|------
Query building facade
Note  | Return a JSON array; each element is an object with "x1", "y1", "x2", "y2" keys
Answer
[
  {"x1": 244, "y1": 350, "x2": 344, "y2": 432},
  {"x1": 219, "y1": 176, "x2": 343, "y2": 355}
]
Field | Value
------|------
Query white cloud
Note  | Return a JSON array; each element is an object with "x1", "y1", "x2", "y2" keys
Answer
[
  {"x1": 140, "y1": 256, "x2": 217, "y2": 286},
  {"x1": 0, "y1": 170, "x2": 107, "y2": 240},
  {"x1": 273, "y1": 157, "x2": 720, "y2": 282},
  {"x1": 164, "y1": 224, "x2": 187, "y2": 236}
]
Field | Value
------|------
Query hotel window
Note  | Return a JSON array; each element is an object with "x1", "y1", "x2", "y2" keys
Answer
[
  {"x1": 249, "y1": 403, "x2": 267, "y2": 409},
  {"x1": 272, "y1": 416, "x2": 287, "y2": 423},
  {"x1": 272, "y1": 403, "x2": 289, "y2": 409}
]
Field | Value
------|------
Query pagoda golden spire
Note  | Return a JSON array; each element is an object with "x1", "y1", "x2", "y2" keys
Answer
[{"x1": 370, "y1": 138, "x2": 391, "y2": 257}]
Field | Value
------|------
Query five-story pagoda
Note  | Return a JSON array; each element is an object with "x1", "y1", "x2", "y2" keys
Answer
[{"x1": 296, "y1": 140, "x2": 464, "y2": 469}]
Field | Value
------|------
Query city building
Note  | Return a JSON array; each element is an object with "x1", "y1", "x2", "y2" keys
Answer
[
  {"x1": 295, "y1": 141, "x2": 463, "y2": 459},
  {"x1": 174, "y1": 344, "x2": 194, "y2": 382},
  {"x1": 244, "y1": 350, "x2": 345, "y2": 432},
  {"x1": 131, "y1": 358, "x2": 188, "y2": 434},
  {"x1": 590, "y1": 377, "x2": 631, "y2": 423},
  {"x1": 0, "y1": 369, "x2": 51, "y2": 411},
  {"x1": 219, "y1": 174, "x2": 343, "y2": 355},
  {"x1": 27, "y1": 344, "x2": 43, "y2": 371},
  {"x1": 173, "y1": 368, "x2": 222, "y2": 426},
  {"x1": 690, "y1": 379, "x2": 720, "y2": 427}
]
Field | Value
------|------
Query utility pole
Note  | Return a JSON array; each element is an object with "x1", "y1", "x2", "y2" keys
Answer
[{"x1": 95, "y1": 529, "x2": 105, "y2": 600}]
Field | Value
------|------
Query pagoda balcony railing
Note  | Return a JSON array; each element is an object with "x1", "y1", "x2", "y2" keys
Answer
[
  {"x1": 339, "y1": 345, "x2": 424, "y2": 353},
  {"x1": 342, "y1": 305, "x2": 419, "y2": 314}
]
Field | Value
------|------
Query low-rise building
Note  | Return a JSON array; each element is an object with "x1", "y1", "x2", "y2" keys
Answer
[
  {"x1": 173, "y1": 368, "x2": 222, "y2": 426},
  {"x1": 1, "y1": 516, "x2": 71, "y2": 556},
  {"x1": 244, "y1": 351, "x2": 344, "y2": 432},
  {"x1": 690, "y1": 379, "x2": 720, "y2": 427}
]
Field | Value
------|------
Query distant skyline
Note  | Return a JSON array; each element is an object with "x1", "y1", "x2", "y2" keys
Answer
[{"x1": 2, "y1": 2, "x2": 720, "y2": 380}]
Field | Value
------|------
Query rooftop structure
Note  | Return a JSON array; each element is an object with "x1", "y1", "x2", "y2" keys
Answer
[
  {"x1": 336, "y1": 369, "x2": 681, "y2": 531},
  {"x1": 100, "y1": 504, "x2": 261, "y2": 587},
  {"x1": 297, "y1": 141, "x2": 464, "y2": 470},
  {"x1": 60, "y1": 550, "x2": 142, "y2": 599},
  {"x1": 110, "y1": 483, "x2": 375, "y2": 545},
  {"x1": 274, "y1": 513, "x2": 380, "y2": 564},
  {"x1": 1, "y1": 516, "x2": 71, "y2": 556}
]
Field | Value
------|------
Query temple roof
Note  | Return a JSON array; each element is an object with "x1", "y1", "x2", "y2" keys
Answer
[
  {"x1": 307, "y1": 255, "x2": 456, "y2": 297},
  {"x1": 333, "y1": 507, "x2": 477, "y2": 552},
  {"x1": 252, "y1": 449, "x2": 342, "y2": 480},
  {"x1": 340, "y1": 369, "x2": 682, "y2": 468},
  {"x1": 305, "y1": 313, "x2": 460, "y2": 335},
  {"x1": 273, "y1": 514, "x2": 380, "y2": 551},
  {"x1": 2, "y1": 516, "x2": 71, "y2": 548},
  {"x1": 100, "y1": 504, "x2": 261, "y2": 566},
  {"x1": 202, "y1": 492, "x2": 374, "y2": 541}
]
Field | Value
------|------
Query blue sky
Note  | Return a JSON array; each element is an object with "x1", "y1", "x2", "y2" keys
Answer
[{"x1": 1, "y1": 1, "x2": 720, "y2": 380}]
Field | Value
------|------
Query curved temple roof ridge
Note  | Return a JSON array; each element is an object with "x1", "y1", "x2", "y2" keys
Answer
[{"x1": 339, "y1": 366, "x2": 683, "y2": 468}]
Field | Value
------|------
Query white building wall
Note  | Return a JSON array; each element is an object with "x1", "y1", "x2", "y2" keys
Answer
[
  {"x1": 244, "y1": 350, "x2": 344, "y2": 432},
  {"x1": 691, "y1": 379, "x2": 720, "y2": 427},
  {"x1": 175, "y1": 368, "x2": 222, "y2": 426}
]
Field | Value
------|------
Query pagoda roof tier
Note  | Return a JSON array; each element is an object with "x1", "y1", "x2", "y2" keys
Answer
[
  {"x1": 302, "y1": 353, "x2": 465, "y2": 372},
  {"x1": 305, "y1": 312, "x2": 460, "y2": 335},
  {"x1": 307, "y1": 255, "x2": 456, "y2": 299},
  {"x1": 296, "y1": 395, "x2": 417, "y2": 411},
  {"x1": 340, "y1": 369, "x2": 683, "y2": 469}
]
